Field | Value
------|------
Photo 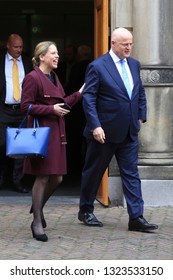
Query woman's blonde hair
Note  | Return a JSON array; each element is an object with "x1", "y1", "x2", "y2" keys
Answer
[{"x1": 32, "y1": 41, "x2": 57, "y2": 67}]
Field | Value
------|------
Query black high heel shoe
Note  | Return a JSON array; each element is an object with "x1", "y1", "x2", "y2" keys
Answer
[
  {"x1": 31, "y1": 222, "x2": 48, "y2": 242},
  {"x1": 30, "y1": 206, "x2": 47, "y2": 228}
]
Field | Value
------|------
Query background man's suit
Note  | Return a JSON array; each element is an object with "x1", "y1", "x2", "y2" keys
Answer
[{"x1": 0, "y1": 53, "x2": 32, "y2": 190}]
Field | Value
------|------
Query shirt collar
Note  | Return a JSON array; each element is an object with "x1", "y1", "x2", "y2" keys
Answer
[
  {"x1": 109, "y1": 49, "x2": 127, "y2": 64},
  {"x1": 6, "y1": 52, "x2": 22, "y2": 62}
]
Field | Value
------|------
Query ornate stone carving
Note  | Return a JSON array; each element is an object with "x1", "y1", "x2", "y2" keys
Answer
[{"x1": 140, "y1": 66, "x2": 173, "y2": 86}]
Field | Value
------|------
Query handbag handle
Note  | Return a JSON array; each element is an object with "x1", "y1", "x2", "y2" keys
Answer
[
  {"x1": 18, "y1": 104, "x2": 33, "y2": 129},
  {"x1": 14, "y1": 105, "x2": 39, "y2": 139}
]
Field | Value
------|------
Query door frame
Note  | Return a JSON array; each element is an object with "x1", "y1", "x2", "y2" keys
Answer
[{"x1": 94, "y1": 0, "x2": 109, "y2": 206}]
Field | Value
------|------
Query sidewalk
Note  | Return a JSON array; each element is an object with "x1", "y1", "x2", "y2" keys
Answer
[{"x1": 0, "y1": 189, "x2": 173, "y2": 260}]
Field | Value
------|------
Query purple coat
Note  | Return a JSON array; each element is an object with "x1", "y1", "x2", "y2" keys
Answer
[{"x1": 21, "y1": 66, "x2": 82, "y2": 175}]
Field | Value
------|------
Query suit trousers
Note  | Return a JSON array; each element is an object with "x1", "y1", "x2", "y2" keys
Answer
[{"x1": 79, "y1": 135, "x2": 144, "y2": 220}]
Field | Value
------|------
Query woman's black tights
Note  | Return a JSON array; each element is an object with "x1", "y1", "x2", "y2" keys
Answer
[{"x1": 31, "y1": 175, "x2": 63, "y2": 235}]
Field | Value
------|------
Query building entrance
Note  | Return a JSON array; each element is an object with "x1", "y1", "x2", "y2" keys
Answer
[{"x1": 0, "y1": 0, "x2": 94, "y2": 195}]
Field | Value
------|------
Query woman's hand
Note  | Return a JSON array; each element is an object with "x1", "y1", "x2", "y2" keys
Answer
[{"x1": 54, "y1": 103, "x2": 70, "y2": 117}]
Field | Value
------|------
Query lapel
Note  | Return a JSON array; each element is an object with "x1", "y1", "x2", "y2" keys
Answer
[
  {"x1": 0, "y1": 54, "x2": 6, "y2": 84},
  {"x1": 0, "y1": 55, "x2": 6, "y2": 99},
  {"x1": 126, "y1": 57, "x2": 138, "y2": 99},
  {"x1": 103, "y1": 53, "x2": 129, "y2": 98},
  {"x1": 34, "y1": 66, "x2": 65, "y2": 99},
  {"x1": 103, "y1": 53, "x2": 138, "y2": 100},
  {"x1": 21, "y1": 55, "x2": 32, "y2": 74}
]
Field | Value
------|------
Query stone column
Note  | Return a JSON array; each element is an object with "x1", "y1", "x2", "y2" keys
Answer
[
  {"x1": 133, "y1": 0, "x2": 173, "y2": 177},
  {"x1": 109, "y1": 0, "x2": 173, "y2": 206}
]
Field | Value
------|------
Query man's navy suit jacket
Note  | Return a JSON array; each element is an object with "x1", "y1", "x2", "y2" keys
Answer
[{"x1": 83, "y1": 52, "x2": 147, "y2": 143}]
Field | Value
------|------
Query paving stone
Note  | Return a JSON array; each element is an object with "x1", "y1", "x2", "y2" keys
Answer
[{"x1": 0, "y1": 201, "x2": 173, "y2": 260}]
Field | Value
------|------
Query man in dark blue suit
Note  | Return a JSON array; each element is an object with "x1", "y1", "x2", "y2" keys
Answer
[{"x1": 78, "y1": 27, "x2": 158, "y2": 232}]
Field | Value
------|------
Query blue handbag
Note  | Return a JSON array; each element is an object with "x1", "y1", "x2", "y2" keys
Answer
[{"x1": 6, "y1": 105, "x2": 51, "y2": 159}]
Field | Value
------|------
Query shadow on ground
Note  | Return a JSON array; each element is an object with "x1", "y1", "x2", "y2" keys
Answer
[{"x1": 0, "y1": 174, "x2": 81, "y2": 197}]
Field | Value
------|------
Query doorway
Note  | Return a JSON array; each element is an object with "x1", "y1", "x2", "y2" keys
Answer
[
  {"x1": 0, "y1": 0, "x2": 94, "y2": 195},
  {"x1": 0, "y1": 1, "x2": 94, "y2": 58}
]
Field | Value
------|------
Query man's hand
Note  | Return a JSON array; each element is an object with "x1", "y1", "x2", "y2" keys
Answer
[{"x1": 93, "y1": 127, "x2": 105, "y2": 144}]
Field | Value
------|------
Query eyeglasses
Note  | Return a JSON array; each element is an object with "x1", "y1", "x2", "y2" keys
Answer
[
  {"x1": 112, "y1": 41, "x2": 133, "y2": 48},
  {"x1": 120, "y1": 43, "x2": 133, "y2": 48}
]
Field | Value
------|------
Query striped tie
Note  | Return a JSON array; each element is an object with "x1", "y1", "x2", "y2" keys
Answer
[
  {"x1": 12, "y1": 58, "x2": 20, "y2": 101},
  {"x1": 120, "y1": 59, "x2": 132, "y2": 98}
]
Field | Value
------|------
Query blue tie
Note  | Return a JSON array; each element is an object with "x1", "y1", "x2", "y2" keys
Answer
[{"x1": 120, "y1": 59, "x2": 132, "y2": 98}]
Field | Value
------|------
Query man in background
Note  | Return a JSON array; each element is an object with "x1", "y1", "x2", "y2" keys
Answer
[
  {"x1": 55, "y1": 44, "x2": 77, "y2": 92},
  {"x1": 0, "y1": 33, "x2": 33, "y2": 192},
  {"x1": 65, "y1": 45, "x2": 92, "y2": 175}
]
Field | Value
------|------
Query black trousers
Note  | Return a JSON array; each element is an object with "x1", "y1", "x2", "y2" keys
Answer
[{"x1": 0, "y1": 107, "x2": 24, "y2": 184}]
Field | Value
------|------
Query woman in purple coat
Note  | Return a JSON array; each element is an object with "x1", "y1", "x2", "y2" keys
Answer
[{"x1": 21, "y1": 41, "x2": 84, "y2": 242}]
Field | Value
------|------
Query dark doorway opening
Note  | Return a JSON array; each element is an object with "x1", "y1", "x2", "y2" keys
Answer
[{"x1": 0, "y1": 0, "x2": 94, "y2": 196}]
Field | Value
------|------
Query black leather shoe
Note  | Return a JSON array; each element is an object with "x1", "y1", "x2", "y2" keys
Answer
[
  {"x1": 78, "y1": 212, "x2": 103, "y2": 227},
  {"x1": 13, "y1": 183, "x2": 29, "y2": 193},
  {"x1": 128, "y1": 216, "x2": 158, "y2": 232}
]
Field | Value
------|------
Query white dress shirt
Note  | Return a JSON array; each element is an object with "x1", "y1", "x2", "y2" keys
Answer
[
  {"x1": 5, "y1": 52, "x2": 25, "y2": 104},
  {"x1": 109, "y1": 49, "x2": 134, "y2": 91}
]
